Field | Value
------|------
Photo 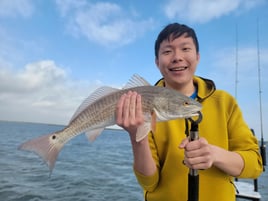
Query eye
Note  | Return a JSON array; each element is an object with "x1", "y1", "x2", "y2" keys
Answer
[
  {"x1": 183, "y1": 101, "x2": 190, "y2": 106},
  {"x1": 183, "y1": 47, "x2": 191, "y2": 52},
  {"x1": 162, "y1": 50, "x2": 171, "y2": 55}
]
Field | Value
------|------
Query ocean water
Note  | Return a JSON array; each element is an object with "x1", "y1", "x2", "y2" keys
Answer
[{"x1": 0, "y1": 121, "x2": 267, "y2": 201}]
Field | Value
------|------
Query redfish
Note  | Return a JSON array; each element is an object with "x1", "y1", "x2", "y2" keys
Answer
[{"x1": 19, "y1": 74, "x2": 201, "y2": 174}]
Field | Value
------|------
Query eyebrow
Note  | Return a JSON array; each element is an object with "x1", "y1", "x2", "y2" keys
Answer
[{"x1": 161, "y1": 41, "x2": 192, "y2": 49}]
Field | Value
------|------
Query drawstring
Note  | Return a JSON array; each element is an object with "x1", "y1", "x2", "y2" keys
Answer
[
  {"x1": 144, "y1": 191, "x2": 148, "y2": 201},
  {"x1": 230, "y1": 180, "x2": 239, "y2": 194}
]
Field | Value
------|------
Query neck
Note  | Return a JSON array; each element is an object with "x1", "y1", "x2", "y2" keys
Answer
[{"x1": 165, "y1": 81, "x2": 196, "y2": 97}]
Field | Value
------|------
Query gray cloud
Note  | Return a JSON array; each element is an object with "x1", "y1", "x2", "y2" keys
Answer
[{"x1": 0, "y1": 60, "x2": 103, "y2": 125}]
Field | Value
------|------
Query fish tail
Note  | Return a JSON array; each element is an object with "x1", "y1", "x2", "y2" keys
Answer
[{"x1": 18, "y1": 132, "x2": 64, "y2": 175}]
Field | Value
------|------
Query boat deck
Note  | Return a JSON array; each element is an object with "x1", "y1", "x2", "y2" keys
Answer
[{"x1": 235, "y1": 181, "x2": 261, "y2": 201}]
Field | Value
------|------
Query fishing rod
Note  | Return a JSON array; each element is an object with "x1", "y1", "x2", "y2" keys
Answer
[
  {"x1": 187, "y1": 111, "x2": 202, "y2": 201},
  {"x1": 235, "y1": 23, "x2": 239, "y2": 99},
  {"x1": 256, "y1": 19, "x2": 266, "y2": 169}
]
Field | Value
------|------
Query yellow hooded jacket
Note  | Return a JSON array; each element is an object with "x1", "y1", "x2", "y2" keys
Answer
[{"x1": 134, "y1": 76, "x2": 263, "y2": 201}]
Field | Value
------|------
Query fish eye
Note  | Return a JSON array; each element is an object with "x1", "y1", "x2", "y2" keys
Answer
[
  {"x1": 52, "y1": 135, "x2": 57, "y2": 140},
  {"x1": 183, "y1": 101, "x2": 190, "y2": 106}
]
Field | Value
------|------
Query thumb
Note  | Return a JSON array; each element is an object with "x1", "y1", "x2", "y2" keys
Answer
[{"x1": 179, "y1": 137, "x2": 189, "y2": 149}]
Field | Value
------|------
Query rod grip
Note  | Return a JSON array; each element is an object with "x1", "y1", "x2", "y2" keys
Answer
[
  {"x1": 260, "y1": 145, "x2": 266, "y2": 167},
  {"x1": 188, "y1": 174, "x2": 199, "y2": 201}
]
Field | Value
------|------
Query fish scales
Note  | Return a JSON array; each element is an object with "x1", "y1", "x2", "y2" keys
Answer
[
  {"x1": 18, "y1": 75, "x2": 202, "y2": 174},
  {"x1": 69, "y1": 86, "x2": 157, "y2": 135}
]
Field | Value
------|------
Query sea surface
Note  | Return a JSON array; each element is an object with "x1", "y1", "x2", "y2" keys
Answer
[{"x1": 0, "y1": 121, "x2": 267, "y2": 201}]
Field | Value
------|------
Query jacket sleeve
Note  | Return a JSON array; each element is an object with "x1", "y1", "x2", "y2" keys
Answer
[
  {"x1": 227, "y1": 95, "x2": 263, "y2": 178},
  {"x1": 133, "y1": 131, "x2": 160, "y2": 192}
]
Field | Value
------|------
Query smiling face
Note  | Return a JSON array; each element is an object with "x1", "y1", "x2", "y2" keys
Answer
[{"x1": 155, "y1": 33, "x2": 200, "y2": 95}]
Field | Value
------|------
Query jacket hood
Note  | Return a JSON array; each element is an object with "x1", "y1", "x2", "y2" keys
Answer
[
  {"x1": 193, "y1": 76, "x2": 216, "y2": 102},
  {"x1": 154, "y1": 76, "x2": 216, "y2": 102}
]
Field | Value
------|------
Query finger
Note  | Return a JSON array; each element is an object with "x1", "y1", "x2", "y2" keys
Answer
[
  {"x1": 129, "y1": 91, "x2": 137, "y2": 120},
  {"x1": 116, "y1": 93, "x2": 127, "y2": 125},
  {"x1": 185, "y1": 144, "x2": 210, "y2": 158},
  {"x1": 135, "y1": 94, "x2": 144, "y2": 123},
  {"x1": 185, "y1": 156, "x2": 212, "y2": 170},
  {"x1": 185, "y1": 149, "x2": 201, "y2": 158},
  {"x1": 185, "y1": 137, "x2": 208, "y2": 151},
  {"x1": 199, "y1": 137, "x2": 208, "y2": 145},
  {"x1": 179, "y1": 137, "x2": 189, "y2": 149},
  {"x1": 122, "y1": 92, "x2": 131, "y2": 123},
  {"x1": 182, "y1": 158, "x2": 193, "y2": 169},
  {"x1": 186, "y1": 140, "x2": 201, "y2": 151}
]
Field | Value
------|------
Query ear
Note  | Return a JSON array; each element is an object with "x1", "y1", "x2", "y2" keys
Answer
[
  {"x1": 196, "y1": 52, "x2": 200, "y2": 63},
  {"x1": 155, "y1": 57, "x2": 160, "y2": 69}
]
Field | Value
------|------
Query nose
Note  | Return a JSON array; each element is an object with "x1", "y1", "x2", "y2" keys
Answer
[{"x1": 171, "y1": 50, "x2": 183, "y2": 63}]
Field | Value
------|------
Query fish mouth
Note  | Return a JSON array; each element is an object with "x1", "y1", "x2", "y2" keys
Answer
[
  {"x1": 191, "y1": 112, "x2": 200, "y2": 116},
  {"x1": 183, "y1": 111, "x2": 200, "y2": 119},
  {"x1": 187, "y1": 111, "x2": 203, "y2": 124},
  {"x1": 191, "y1": 111, "x2": 202, "y2": 118},
  {"x1": 169, "y1": 66, "x2": 188, "y2": 71}
]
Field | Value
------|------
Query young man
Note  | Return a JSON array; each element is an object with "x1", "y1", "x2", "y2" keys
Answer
[{"x1": 116, "y1": 23, "x2": 263, "y2": 201}]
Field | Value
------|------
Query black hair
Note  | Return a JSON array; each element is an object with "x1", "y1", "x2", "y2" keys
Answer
[{"x1": 154, "y1": 23, "x2": 199, "y2": 58}]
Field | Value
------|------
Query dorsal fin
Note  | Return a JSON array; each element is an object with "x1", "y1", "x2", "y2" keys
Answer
[
  {"x1": 123, "y1": 74, "x2": 151, "y2": 89},
  {"x1": 69, "y1": 74, "x2": 150, "y2": 123},
  {"x1": 69, "y1": 86, "x2": 119, "y2": 123}
]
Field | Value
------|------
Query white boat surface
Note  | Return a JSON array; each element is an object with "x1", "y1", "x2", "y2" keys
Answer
[{"x1": 235, "y1": 180, "x2": 261, "y2": 201}]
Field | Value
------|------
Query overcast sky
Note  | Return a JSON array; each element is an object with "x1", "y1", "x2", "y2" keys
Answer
[{"x1": 0, "y1": 0, "x2": 267, "y2": 139}]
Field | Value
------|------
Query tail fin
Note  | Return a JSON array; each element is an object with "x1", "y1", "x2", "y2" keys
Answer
[{"x1": 18, "y1": 133, "x2": 64, "y2": 175}]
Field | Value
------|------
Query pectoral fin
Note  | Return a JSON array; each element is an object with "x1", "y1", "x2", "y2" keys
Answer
[
  {"x1": 135, "y1": 111, "x2": 157, "y2": 142},
  {"x1": 135, "y1": 122, "x2": 151, "y2": 142},
  {"x1": 85, "y1": 128, "x2": 105, "y2": 142}
]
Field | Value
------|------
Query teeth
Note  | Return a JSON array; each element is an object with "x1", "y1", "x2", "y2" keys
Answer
[{"x1": 171, "y1": 67, "x2": 187, "y2": 71}]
